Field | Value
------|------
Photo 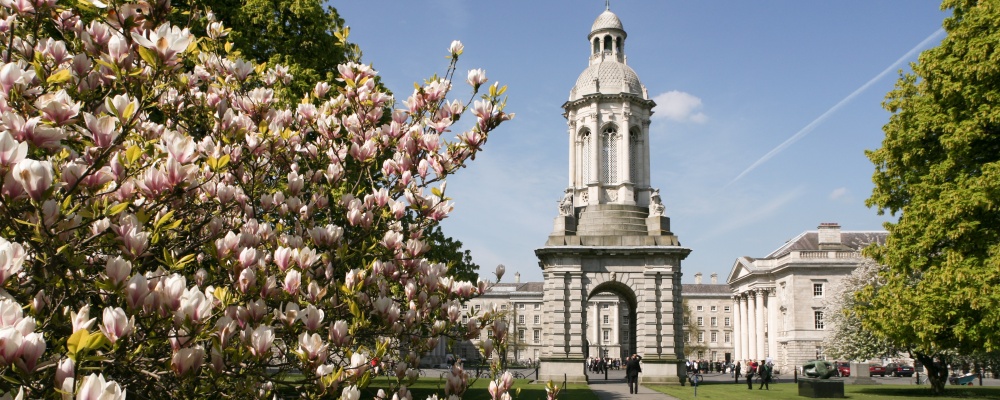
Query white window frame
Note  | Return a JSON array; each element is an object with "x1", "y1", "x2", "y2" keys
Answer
[{"x1": 814, "y1": 311, "x2": 825, "y2": 330}]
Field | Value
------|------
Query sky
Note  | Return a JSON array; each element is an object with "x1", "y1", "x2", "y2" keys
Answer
[{"x1": 335, "y1": 1, "x2": 948, "y2": 284}]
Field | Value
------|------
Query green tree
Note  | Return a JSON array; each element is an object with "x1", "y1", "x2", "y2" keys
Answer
[
  {"x1": 681, "y1": 300, "x2": 706, "y2": 362},
  {"x1": 423, "y1": 224, "x2": 481, "y2": 282},
  {"x1": 823, "y1": 259, "x2": 902, "y2": 361},
  {"x1": 862, "y1": 0, "x2": 1000, "y2": 394},
  {"x1": 177, "y1": 0, "x2": 361, "y2": 100}
]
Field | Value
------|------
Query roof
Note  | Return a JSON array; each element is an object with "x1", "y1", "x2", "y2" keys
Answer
[
  {"x1": 570, "y1": 62, "x2": 644, "y2": 100},
  {"x1": 763, "y1": 231, "x2": 887, "y2": 259},
  {"x1": 682, "y1": 284, "x2": 731, "y2": 296},
  {"x1": 591, "y1": 9, "x2": 624, "y2": 33}
]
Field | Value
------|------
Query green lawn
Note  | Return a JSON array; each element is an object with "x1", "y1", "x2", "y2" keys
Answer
[
  {"x1": 648, "y1": 382, "x2": 1000, "y2": 400},
  {"x1": 363, "y1": 376, "x2": 597, "y2": 400}
]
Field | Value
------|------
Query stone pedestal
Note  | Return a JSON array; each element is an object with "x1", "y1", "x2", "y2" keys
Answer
[
  {"x1": 552, "y1": 216, "x2": 577, "y2": 235},
  {"x1": 538, "y1": 357, "x2": 588, "y2": 383},
  {"x1": 798, "y1": 379, "x2": 844, "y2": 398},
  {"x1": 636, "y1": 359, "x2": 684, "y2": 384},
  {"x1": 645, "y1": 216, "x2": 671, "y2": 235},
  {"x1": 845, "y1": 363, "x2": 878, "y2": 385}
]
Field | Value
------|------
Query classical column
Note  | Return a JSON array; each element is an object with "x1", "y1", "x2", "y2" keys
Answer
[
  {"x1": 740, "y1": 293, "x2": 750, "y2": 362},
  {"x1": 732, "y1": 296, "x2": 742, "y2": 362},
  {"x1": 754, "y1": 290, "x2": 765, "y2": 360},
  {"x1": 746, "y1": 291, "x2": 757, "y2": 361},
  {"x1": 767, "y1": 289, "x2": 778, "y2": 361},
  {"x1": 568, "y1": 119, "x2": 576, "y2": 188}
]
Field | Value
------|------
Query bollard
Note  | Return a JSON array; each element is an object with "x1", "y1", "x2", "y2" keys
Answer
[
  {"x1": 794, "y1": 368, "x2": 798, "y2": 383},
  {"x1": 604, "y1": 367, "x2": 608, "y2": 380}
]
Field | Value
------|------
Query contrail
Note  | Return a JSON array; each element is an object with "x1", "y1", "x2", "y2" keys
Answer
[{"x1": 724, "y1": 28, "x2": 946, "y2": 189}]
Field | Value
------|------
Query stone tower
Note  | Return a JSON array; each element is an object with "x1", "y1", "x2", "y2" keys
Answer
[{"x1": 535, "y1": 6, "x2": 691, "y2": 384}]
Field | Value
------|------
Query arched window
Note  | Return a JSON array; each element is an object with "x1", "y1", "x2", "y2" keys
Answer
[
  {"x1": 629, "y1": 128, "x2": 640, "y2": 183},
  {"x1": 593, "y1": 38, "x2": 599, "y2": 55},
  {"x1": 581, "y1": 130, "x2": 592, "y2": 183},
  {"x1": 616, "y1": 37, "x2": 623, "y2": 54},
  {"x1": 601, "y1": 125, "x2": 618, "y2": 184},
  {"x1": 603, "y1": 35, "x2": 612, "y2": 52}
]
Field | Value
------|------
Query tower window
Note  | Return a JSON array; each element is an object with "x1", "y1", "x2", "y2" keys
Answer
[
  {"x1": 593, "y1": 38, "x2": 599, "y2": 55},
  {"x1": 616, "y1": 37, "x2": 623, "y2": 54},
  {"x1": 581, "y1": 130, "x2": 592, "y2": 183},
  {"x1": 601, "y1": 126, "x2": 619, "y2": 184},
  {"x1": 603, "y1": 35, "x2": 612, "y2": 52}
]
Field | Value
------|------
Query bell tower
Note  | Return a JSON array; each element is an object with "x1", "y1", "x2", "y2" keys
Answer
[{"x1": 537, "y1": 5, "x2": 690, "y2": 385}]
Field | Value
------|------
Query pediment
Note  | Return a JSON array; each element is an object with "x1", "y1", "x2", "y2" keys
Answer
[{"x1": 725, "y1": 256, "x2": 756, "y2": 284}]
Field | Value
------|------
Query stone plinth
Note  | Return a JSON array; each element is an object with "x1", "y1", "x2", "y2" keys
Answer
[
  {"x1": 646, "y1": 216, "x2": 671, "y2": 235},
  {"x1": 552, "y1": 216, "x2": 577, "y2": 235},
  {"x1": 636, "y1": 359, "x2": 684, "y2": 385},
  {"x1": 845, "y1": 363, "x2": 878, "y2": 385},
  {"x1": 798, "y1": 379, "x2": 844, "y2": 398},
  {"x1": 538, "y1": 357, "x2": 588, "y2": 383}
]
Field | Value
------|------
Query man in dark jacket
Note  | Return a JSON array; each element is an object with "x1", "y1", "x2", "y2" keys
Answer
[{"x1": 625, "y1": 354, "x2": 642, "y2": 394}]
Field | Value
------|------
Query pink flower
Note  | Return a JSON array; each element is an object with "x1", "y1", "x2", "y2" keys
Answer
[
  {"x1": 448, "y1": 40, "x2": 464, "y2": 57},
  {"x1": 56, "y1": 357, "x2": 74, "y2": 392},
  {"x1": 130, "y1": 23, "x2": 193, "y2": 64},
  {"x1": 299, "y1": 304, "x2": 323, "y2": 332},
  {"x1": 70, "y1": 305, "x2": 96, "y2": 333},
  {"x1": 18, "y1": 331, "x2": 44, "y2": 371},
  {"x1": 83, "y1": 113, "x2": 119, "y2": 148},
  {"x1": 99, "y1": 307, "x2": 133, "y2": 344},
  {"x1": 104, "y1": 256, "x2": 131, "y2": 286},
  {"x1": 467, "y1": 69, "x2": 487, "y2": 89},
  {"x1": 124, "y1": 274, "x2": 149, "y2": 310},
  {"x1": 0, "y1": 131, "x2": 27, "y2": 167},
  {"x1": 35, "y1": 90, "x2": 80, "y2": 126},
  {"x1": 249, "y1": 325, "x2": 274, "y2": 357},
  {"x1": 0, "y1": 327, "x2": 21, "y2": 366},
  {"x1": 283, "y1": 269, "x2": 301, "y2": 295},
  {"x1": 273, "y1": 246, "x2": 295, "y2": 272},
  {"x1": 76, "y1": 373, "x2": 125, "y2": 400},
  {"x1": 12, "y1": 159, "x2": 53, "y2": 201},
  {"x1": 237, "y1": 268, "x2": 256, "y2": 294},
  {"x1": 297, "y1": 332, "x2": 328, "y2": 363},
  {"x1": 171, "y1": 345, "x2": 205, "y2": 376},
  {"x1": 0, "y1": 238, "x2": 25, "y2": 286}
]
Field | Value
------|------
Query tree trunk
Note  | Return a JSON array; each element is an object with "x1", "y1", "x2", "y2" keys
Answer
[{"x1": 915, "y1": 352, "x2": 949, "y2": 395}]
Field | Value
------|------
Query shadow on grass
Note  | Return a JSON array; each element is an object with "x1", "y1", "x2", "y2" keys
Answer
[{"x1": 363, "y1": 377, "x2": 598, "y2": 400}]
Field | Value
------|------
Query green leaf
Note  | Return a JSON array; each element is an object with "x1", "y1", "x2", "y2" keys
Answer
[
  {"x1": 126, "y1": 145, "x2": 142, "y2": 164},
  {"x1": 47, "y1": 69, "x2": 72, "y2": 85},
  {"x1": 154, "y1": 210, "x2": 176, "y2": 231},
  {"x1": 136, "y1": 46, "x2": 159, "y2": 68},
  {"x1": 106, "y1": 202, "x2": 130, "y2": 217}
]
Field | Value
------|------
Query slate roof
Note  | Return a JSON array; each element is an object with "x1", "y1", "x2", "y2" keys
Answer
[
  {"x1": 763, "y1": 231, "x2": 887, "y2": 259},
  {"x1": 682, "y1": 284, "x2": 730, "y2": 296}
]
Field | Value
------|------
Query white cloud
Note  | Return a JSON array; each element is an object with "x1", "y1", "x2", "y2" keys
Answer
[
  {"x1": 829, "y1": 187, "x2": 848, "y2": 201},
  {"x1": 652, "y1": 91, "x2": 708, "y2": 123}
]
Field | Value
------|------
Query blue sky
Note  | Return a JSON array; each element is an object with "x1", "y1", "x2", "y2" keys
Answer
[{"x1": 335, "y1": 1, "x2": 947, "y2": 284}]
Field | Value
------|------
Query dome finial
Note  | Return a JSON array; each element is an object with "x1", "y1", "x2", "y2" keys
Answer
[{"x1": 606, "y1": 0, "x2": 610, "y2": 11}]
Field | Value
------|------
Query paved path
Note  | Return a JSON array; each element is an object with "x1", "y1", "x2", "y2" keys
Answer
[{"x1": 585, "y1": 370, "x2": 680, "y2": 400}]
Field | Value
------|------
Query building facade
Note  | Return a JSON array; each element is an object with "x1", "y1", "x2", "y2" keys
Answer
[
  {"x1": 727, "y1": 223, "x2": 886, "y2": 373},
  {"x1": 682, "y1": 273, "x2": 734, "y2": 364}
]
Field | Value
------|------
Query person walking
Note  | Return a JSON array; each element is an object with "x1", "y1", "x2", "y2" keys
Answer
[
  {"x1": 758, "y1": 359, "x2": 771, "y2": 390},
  {"x1": 746, "y1": 360, "x2": 756, "y2": 390},
  {"x1": 625, "y1": 354, "x2": 642, "y2": 394},
  {"x1": 734, "y1": 361, "x2": 742, "y2": 383}
]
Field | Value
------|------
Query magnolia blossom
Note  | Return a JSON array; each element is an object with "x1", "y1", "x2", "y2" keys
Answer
[
  {"x1": 467, "y1": 69, "x2": 487, "y2": 89},
  {"x1": 0, "y1": 131, "x2": 27, "y2": 167},
  {"x1": 76, "y1": 373, "x2": 126, "y2": 400},
  {"x1": 130, "y1": 23, "x2": 193, "y2": 64},
  {"x1": 171, "y1": 345, "x2": 205, "y2": 376},
  {"x1": 249, "y1": 325, "x2": 274, "y2": 357},
  {"x1": 70, "y1": 305, "x2": 96, "y2": 334},
  {"x1": 12, "y1": 159, "x2": 53, "y2": 201},
  {"x1": 99, "y1": 307, "x2": 133, "y2": 344},
  {"x1": 0, "y1": 238, "x2": 25, "y2": 286}
]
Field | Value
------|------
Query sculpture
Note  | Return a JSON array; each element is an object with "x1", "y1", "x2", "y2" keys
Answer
[
  {"x1": 802, "y1": 360, "x2": 836, "y2": 379},
  {"x1": 559, "y1": 190, "x2": 574, "y2": 216},
  {"x1": 649, "y1": 189, "x2": 664, "y2": 217}
]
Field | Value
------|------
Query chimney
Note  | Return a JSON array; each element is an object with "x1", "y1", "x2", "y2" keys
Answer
[
  {"x1": 710, "y1": 273, "x2": 718, "y2": 284},
  {"x1": 818, "y1": 222, "x2": 842, "y2": 250},
  {"x1": 694, "y1": 273, "x2": 702, "y2": 285},
  {"x1": 514, "y1": 272, "x2": 520, "y2": 284}
]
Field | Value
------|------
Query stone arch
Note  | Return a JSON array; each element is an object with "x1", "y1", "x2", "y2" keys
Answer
[{"x1": 586, "y1": 278, "x2": 639, "y2": 360}]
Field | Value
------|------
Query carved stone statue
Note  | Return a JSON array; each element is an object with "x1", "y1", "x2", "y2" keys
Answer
[
  {"x1": 559, "y1": 190, "x2": 574, "y2": 216},
  {"x1": 802, "y1": 360, "x2": 836, "y2": 379},
  {"x1": 648, "y1": 189, "x2": 664, "y2": 217}
]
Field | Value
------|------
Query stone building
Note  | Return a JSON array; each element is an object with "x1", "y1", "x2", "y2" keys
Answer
[
  {"x1": 682, "y1": 273, "x2": 734, "y2": 363},
  {"x1": 727, "y1": 223, "x2": 886, "y2": 373}
]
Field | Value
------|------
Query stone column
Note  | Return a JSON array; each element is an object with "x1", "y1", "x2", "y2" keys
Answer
[
  {"x1": 754, "y1": 290, "x2": 765, "y2": 360},
  {"x1": 568, "y1": 119, "x2": 576, "y2": 188},
  {"x1": 767, "y1": 289, "x2": 778, "y2": 361},
  {"x1": 740, "y1": 293, "x2": 750, "y2": 362},
  {"x1": 746, "y1": 291, "x2": 757, "y2": 361},
  {"x1": 732, "y1": 296, "x2": 741, "y2": 362}
]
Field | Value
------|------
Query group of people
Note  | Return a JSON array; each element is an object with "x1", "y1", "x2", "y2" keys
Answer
[
  {"x1": 587, "y1": 356, "x2": 625, "y2": 373},
  {"x1": 684, "y1": 359, "x2": 729, "y2": 374},
  {"x1": 733, "y1": 359, "x2": 774, "y2": 390}
]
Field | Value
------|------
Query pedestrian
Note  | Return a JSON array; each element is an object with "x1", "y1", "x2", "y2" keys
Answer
[
  {"x1": 746, "y1": 360, "x2": 755, "y2": 390},
  {"x1": 758, "y1": 359, "x2": 771, "y2": 390},
  {"x1": 734, "y1": 360, "x2": 742, "y2": 383},
  {"x1": 626, "y1": 354, "x2": 642, "y2": 394}
]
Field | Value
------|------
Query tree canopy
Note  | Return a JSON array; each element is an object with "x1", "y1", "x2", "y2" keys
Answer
[{"x1": 862, "y1": 0, "x2": 1000, "y2": 393}]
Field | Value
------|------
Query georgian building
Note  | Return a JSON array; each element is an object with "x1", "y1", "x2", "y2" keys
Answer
[
  {"x1": 682, "y1": 273, "x2": 734, "y2": 363},
  {"x1": 727, "y1": 223, "x2": 886, "y2": 373}
]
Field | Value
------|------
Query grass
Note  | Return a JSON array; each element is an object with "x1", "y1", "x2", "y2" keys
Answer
[
  {"x1": 647, "y1": 381, "x2": 1000, "y2": 400},
  {"x1": 363, "y1": 376, "x2": 597, "y2": 400}
]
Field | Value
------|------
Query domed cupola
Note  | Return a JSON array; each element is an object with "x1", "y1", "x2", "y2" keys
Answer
[{"x1": 569, "y1": 6, "x2": 649, "y2": 102}]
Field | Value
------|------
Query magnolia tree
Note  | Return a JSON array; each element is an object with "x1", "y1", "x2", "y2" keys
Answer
[
  {"x1": 822, "y1": 258, "x2": 901, "y2": 361},
  {"x1": 0, "y1": 0, "x2": 516, "y2": 399}
]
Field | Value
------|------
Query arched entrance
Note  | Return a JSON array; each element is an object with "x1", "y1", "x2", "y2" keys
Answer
[{"x1": 535, "y1": 245, "x2": 689, "y2": 384}]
